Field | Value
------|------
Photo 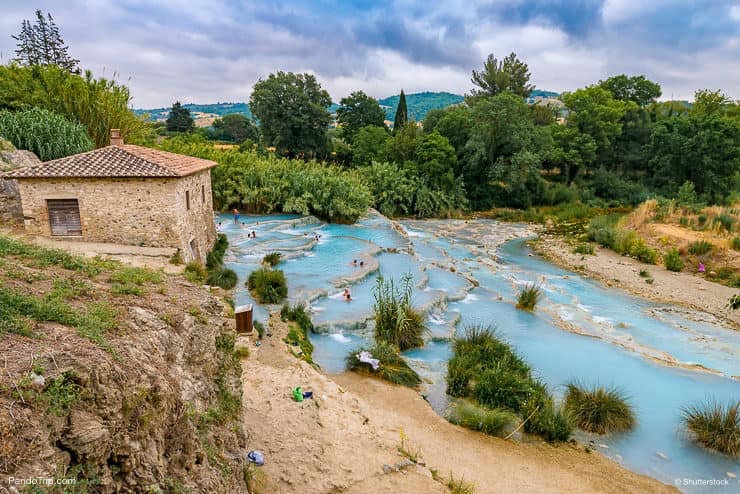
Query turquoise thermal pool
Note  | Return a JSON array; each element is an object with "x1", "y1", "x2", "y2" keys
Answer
[{"x1": 218, "y1": 211, "x2": 739, "y2": 492}]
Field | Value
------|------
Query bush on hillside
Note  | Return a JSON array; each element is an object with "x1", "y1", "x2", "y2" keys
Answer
[
  {"x1": 687, "y1": 240, "x2": 713, "y2": 256},
  {"x1": 663, "y1": 248, "x2": 684, "y2": 272},
  {"x1": 206, "y1": 265, "x2": 237, "y2": 289},
  {"x1": 345, "y1": 340, "x2": 421, "y2": 388},
  {"x1": 0, "y1": 108, "x2": 93, "y2": 161},
  {"x1": 247, "y1": 268, "x2": 287, "y2": 303}
]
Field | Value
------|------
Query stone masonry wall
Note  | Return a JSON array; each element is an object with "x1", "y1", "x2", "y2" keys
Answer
[
  {"x1": 171, "y1": 170, "x2": 217, "y2": 263},
  {"x1": 16, "y1": 178, "x2": 181, "y2": 248}
]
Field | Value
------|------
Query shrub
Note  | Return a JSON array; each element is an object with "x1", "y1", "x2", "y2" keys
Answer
[
  {"x1": 522, "y1": 393, "x2": 573, "y2": 442},
  {"x1": 372, "y1": 274, "x2": 427, "y2": 351},
  {"x1": 697, "y1": 214, "x2": 707, "y2": 227},
  {"x1": 732, "y1": 237, "x2": 740, "y2": 251},
  {"x1": 0, "y1": 108, "x2": 94, "y2": 161},
  {"x1": 206, "y1": 266, "x2": 238, "y2": 289},
  {"x1": 663, "y1": 248, "x2": 684, "y2": 272},
  {"x1": 280, "y1": 303, "x2": 314, "y2": 334},
  {"x1": 206, "y1": 234, "x2": 229, "y2": 269},
  {"x1": 447, "y1": 400, "x2": 517, "y2": 437},
  {"x1": 639, "y1": 269, "x2": 649, "y2": 278},
  {"x1": 728, "y1": 294, "x2": 739, "y2": 311},
  {"x1": 254, "y1": 320, "x2": 265, "y2": 338},
  {"x1": 682, "y1": 400, "x2": 739, "y2": 456},
  {"x1": 263, "y1": 252, "x2": 282, "y2": 266},
  {"x1": 587, "y1": 214, "x2": 621, "y2": 249},
  {"x1": 629, "y1": 238, "x2": 658, "y2": 264},
  {"x1": 516, "y1": 283, "x2": 542, "y2": 311},
  {"x1": 713, "y1": 213, "x2": 735, "y2": 233},
  {"x1": 345, "y1": 340, "x2": 421, "y2": 388},
  {"x1": 473, "y1": 366, "x2": 534, "y2": 411},
  {"x1": 590, "y1": 168, "x2": 648, "y2": 206},
  {"x1": 688, "y1": 240, "x2": 713, "y2": 256},
  {"x1": 675, "y1": 181, "x2": 706, "y2": 212},
  {"x1": 183, "y1": 262, "x2": 208, "y2": 284},
  {"x1": 282, "y1": 306, "x2": 315, "y2": 364},
  {"x1": 247, "y1": 268, "x2": 287, "y2": 303},
  {"x1": 564, "y1": 382, "x2": 636, "y2": 434},
  {"x1": 573, "y1": 243, "x2": 594, "y2": 255}
]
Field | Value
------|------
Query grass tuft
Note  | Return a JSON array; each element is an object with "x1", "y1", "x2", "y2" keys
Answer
[
  {"x1": 247, "y1": 268, "x2": 287, "y2": 303},
  {"x1": 372, "y1": 274, "x2": 427, "y2": 351},
  {"x1": 206, "y1": 265, "x2": 238, "y2": 289},
  {"x1": 573, "y1": 243, "x2": 595, "y2": 255},
  {"x1": 564, "y1": 382, "x2": 636, "y2": 434},
  {"x1": 682, "y1": 400, "x2": 739, "y2": 457},
  {"x1": 516, "y1": 283, "x2": 542, "y2": 311},
  {"x1": 687, "y1": 240, "x2": 713, "y2": 256},
  {"x1": 447, "y1": 400, "x2": 517, "y2": 437},
  {"x1": 263, "y1": 252, "x2": 282, "y2": 266}
]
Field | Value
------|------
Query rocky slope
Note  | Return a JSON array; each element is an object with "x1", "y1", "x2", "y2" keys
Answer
[
  {"x1": 0, "y1": 234, "x2": 249, "y2": 492},
  {"x1": 0, "y1": 138, "x2": 40, "y2": 224}
]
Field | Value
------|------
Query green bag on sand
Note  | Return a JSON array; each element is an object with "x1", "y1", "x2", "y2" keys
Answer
[{"x1": 292, "y1": 387, "x2": 303, "y2": 402}]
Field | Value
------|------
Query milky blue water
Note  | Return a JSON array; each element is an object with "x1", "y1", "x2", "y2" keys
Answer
[{"x1": 216, "y1": 211, "x2": 739, "y2": 491}]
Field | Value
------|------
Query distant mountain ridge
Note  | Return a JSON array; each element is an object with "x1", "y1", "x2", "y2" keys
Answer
[{"x1": 134, "y1": 90, "x2": 560, "y2": 124}]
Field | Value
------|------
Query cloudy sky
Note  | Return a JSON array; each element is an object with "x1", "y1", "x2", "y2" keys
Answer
[{"x1": 1, "y1": 1, "x2": 738, "y2": 108}]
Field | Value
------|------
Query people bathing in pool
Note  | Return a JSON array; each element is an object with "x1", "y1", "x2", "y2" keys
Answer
[
  {"x1": 343, "y1": 288, "x2": 352, "y2": 302},
  {"x1": 352, "y1": 259, "x2": 358, "y2": 266}
]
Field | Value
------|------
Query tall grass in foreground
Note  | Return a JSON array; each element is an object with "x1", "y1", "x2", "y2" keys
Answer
[
  {"x1": 447, "y1": 400, "x2": 517, "y2": 437},
  {"x1": 373, "y1": 274, "x2": 427, "y2": 351},
  {"x1": 682, "y1": 400, "x2": 739, "y2": 457},
  {"x1": 345, "y1": 341, "x2": 421, "y2": 388},
  {"x1": 516, "y1": 283, "x2": 542, "y2": 311},
  {"x1": 564, "y1": 382, "x2": 636, "y2": 434}
]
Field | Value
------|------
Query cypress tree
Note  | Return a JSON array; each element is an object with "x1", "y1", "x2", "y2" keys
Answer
[{"x1": 393, "y1": 89, "x2": 408, "y2": 132}]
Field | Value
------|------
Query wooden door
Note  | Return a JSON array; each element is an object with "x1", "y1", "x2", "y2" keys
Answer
[{"x1": 47, "y1": 199, "x2": 82, "y2": 236}]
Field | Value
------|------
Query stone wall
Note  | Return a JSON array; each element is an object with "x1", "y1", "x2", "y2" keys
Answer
[
  {"x1": 171, "y1": 170, "x2": 217, "y2": 263},
  {"x1": 0, "y1": 142, "x2": 41, "y2": 224},
  {"x1": 15, "y1": 172, "x2": 216, "y2": 264},
  {"x1": 16, "y1": 177, "x2": 182, "y2": 248}
]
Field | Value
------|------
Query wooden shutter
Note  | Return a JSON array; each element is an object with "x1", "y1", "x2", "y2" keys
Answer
[{"x1": 47, "y1": 199, "x2": 82, "y2": 236}]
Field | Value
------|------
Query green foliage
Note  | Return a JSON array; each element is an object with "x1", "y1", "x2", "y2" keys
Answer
[
  {"x1": 158, "y1": 138, "x2": 372, "y2": 223},
  {"x1": 247, "y1": 268, "x2": 287, "y2": 303},
  {"x1": 377, "y1": 91, "x2": 463, "y2": 122},
  {"x1": 281, "y1": 304, "x2": 315, "y2": 365},
  {"x1": 0, "y1": 63, "x2": 146, "y2": 147},
  {"x1": 372, "y1": 274, "x2": 427, "y2": 351},
  {"x1": 211, "y1": 113, "x2": 258, "y2": 142},
  {"x1": 445, "y1": 474, "x2": 477, "y2": 494},
  {"x1": 0, "y1": 108, "x2": 93, "y2": 160},
  {"x1": 688, "y1": 240, "x2": 713, "y2": 256},
  {"x1": 446, "y1": 324, "x2": 571, "y2": 442},
  {"x1": 351, "y1": 125, "x2": 390, "y2": 166},
  {"x1": 663, "y1": 248, "x2": 684, "y2": 272},
  {"x1": 731, "y1": 237, "x2": 740, "y2": 251},
  {"x1": 564, "y1": 382, "x2": 636, "y2": 434},
  {"x1": 574, "y1": 243, "x2": 595, "y2": 255},
  {"x1": 682, "y1": 400, "x2": 739, "y2": 456},
  {"x1": 263, "y1": 252, "x2": 282, "y2": 266},
  {"x1": 516, "y1": 284, "x2": 542, "y2": 311},
  {"x1": 183, "y1": 262, "x2": 208, "y2": 284},
  {"x1": 470, "y1": 52, "x2": 534, "y2": 98},
  {"x1": 345, "y1": 340, "x2": 421, "y2": 388},
  {"x1": 728, "y1": 294, "x2": 740, "y2": 311},
  {"x1": 393, "y1": 89, "x2": 408, "y2": 131},
  {"x1": 548, "y1": 125, "x2": 597, "y2": 184},
  {"x1": 675, "y1": 181, "x2": 706, "y2": 212},
  {"x1": 0, "y1": 234, "x2": 98, "y2": 275},
  {"x1": 206, "y1": 234, "x2": 229, "y2": 270},
  {"x1": 587, "y1": 216, "x2": 657, "y2": 264},
  {"x1": 629, "y1": 238, "x2": 658, "y2": 264},
  {"x1": 253, "y1": 320, "x2": 265, "y2": 338},
  {"x1": 447, "y1": 400, "x2": 517, "y2": 437},
  {"x1": 109, "y1": 266, "x2": 163, "y2": 286},
  {"x1": 598, "y1": 74, "x2": 661, "y2": 107},
  {"x1": 206, "y1": 266, "x2": 238, "y2": 289},
  {"x1": 249, "y1": 71, "x2": 331, "y2": 158},
  {"x1": 166, "y1": 101, "x2": 194, "y2": 132},
  {"x1": 336, "y1": 91, "x2": 385, "y2": 142},
  {"x1": 713, "y1": 213, "x2": 735, "y2": 233},
  {"x1": 44, "y1": 371, "x2": 83, "y2": 416},
  {"x1": 589, "y1": 168, "x2": 648, "y2": 206}
]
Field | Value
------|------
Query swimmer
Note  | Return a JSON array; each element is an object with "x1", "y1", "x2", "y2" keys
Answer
[
  {"x1": 352, "y1": 259, "x2": 358, "y2": 266},
  {"x1": 359, "y1": 260, "x2": 364, "y2": 267}
]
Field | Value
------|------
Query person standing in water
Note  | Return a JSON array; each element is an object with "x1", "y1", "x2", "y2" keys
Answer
[{"x1": 233, "y1": 208, "x2": 240, "y2": 224}]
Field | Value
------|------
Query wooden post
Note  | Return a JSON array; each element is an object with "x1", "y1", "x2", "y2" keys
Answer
[{"x1": 235, "y1": 304, "x2": 253, "y2": 334}]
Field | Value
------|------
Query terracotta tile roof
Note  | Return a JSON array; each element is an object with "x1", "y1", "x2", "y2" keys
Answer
[{"x1": 3, "y1": 145, "x2": 217, "y2": 179}]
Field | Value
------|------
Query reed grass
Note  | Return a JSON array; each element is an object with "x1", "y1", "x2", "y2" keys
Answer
[
  {"x1": 682, "y1": 400, "x2": 739, "y2": 457},
  {"x1": 372, "y1": 274, "x2": 427, "y2": 351},
  {"x1": 516, "y1": 283, "x2": 542, "y2": 311},
  {"x1": 0, "y1": 108, "x2": 93, "y2": 161},
  {"x1": 564, "y1": 382, "x2": 636, "y2": 434}
]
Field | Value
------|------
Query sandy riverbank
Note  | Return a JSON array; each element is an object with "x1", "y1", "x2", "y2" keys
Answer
[
  {"x1": 239, "y1": 313, "x2": 676, "y2": 494},
  {"x1": 532, "y1": 233, "x2": 740, "y2": 331}
]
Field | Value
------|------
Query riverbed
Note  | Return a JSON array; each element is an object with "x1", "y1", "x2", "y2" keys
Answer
[{"x1": 218, "y1": 211, "x2": 739, "y2": 492}]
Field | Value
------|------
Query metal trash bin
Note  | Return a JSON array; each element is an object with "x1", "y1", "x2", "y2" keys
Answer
[{"x1": 235, "y1": 304, "x2": 253, "y2": 334}]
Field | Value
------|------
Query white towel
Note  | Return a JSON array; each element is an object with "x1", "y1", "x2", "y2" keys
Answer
[{"x1": 357, "y1": 351, "x2": 380, "y2": 371}]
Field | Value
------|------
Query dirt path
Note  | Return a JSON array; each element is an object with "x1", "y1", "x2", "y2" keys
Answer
[
  {"x1": 240, "y1": 314, "x2": 676, "y2": 494},
  {"x1": 533, "y1": 235, "x2": 740, "y2": 330}
]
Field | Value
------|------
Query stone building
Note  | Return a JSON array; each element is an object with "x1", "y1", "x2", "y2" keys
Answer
[{"x1": 3, "y1": 130, "x2": 218, "y2": 264}]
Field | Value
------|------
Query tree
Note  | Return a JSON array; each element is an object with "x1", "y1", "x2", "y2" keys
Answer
[
  {"x1": 463, "y1": 92, "x2": 549, "y2": 208},
  {"x1": 13, "y1": 10, "x2": 79, "y2": 72},
  {"x1": 561, "y1": 86, "x2": 634, "y2": 161},
  {"x1": 692, "y1": 89, "x2": 732, "y2": 116},
  {"x1": 470, "y1": 52, "x2": 534, "y2": 99},
  {"x1": 413, "y1": 132, "x2": 459, "y2": 192},
  {"x1": 599, "y1": 75, "x2": 661, "y2": 107},
  {"x1": 548, "y1": 125, "x2": 597, "y2": 184},
  {"x1": 212, "y1": 113, "x2": 258, "y2": 142},
  {"x1": 386, "y1": 123, "x2": 419, "y2": 164},
  {"x1": 648, "y1": 114, "x2": 740, "y2": 203},
  {"x1": 423, "y1": 105, "x2": 473, "y2": 165},
  {"x1": 393, "y1": 90, "x2": 408, "y2": 131},
  {"x1": 249, "y1": 71, "x2": 332, "y2": 158},
  {"x1": 166, "y1": 101, "x2": 195, "y2": 132},
  {"x1": 352, "y1": 125, "x2": 390, "y2": 166},
  {"x1": 336, "y1": 91, "x2": 385, "y2": 143}
]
